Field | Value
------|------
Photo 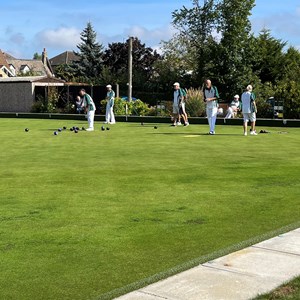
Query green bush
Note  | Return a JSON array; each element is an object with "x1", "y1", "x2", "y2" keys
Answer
[
  {"x1": 31, "y1": 87, "x2": 60, "y2": 113},
  {"x1": 100, "y1": 98, "x2": 151, "y2": 116}
]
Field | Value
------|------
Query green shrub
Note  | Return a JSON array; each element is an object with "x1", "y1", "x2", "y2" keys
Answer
[
  {"x1": 100, "y1": 98, "x2": 151, "y2": 116},
  {"x1": 31, "y1": 87, "x2": 60, "y2": 113},
  {"x1": 185, "y1": 88, "x2": 206, "y2": 117}
]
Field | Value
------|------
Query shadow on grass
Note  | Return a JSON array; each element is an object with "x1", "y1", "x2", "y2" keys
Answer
[{"x1": 149, "y1": 132, "x2": 243, "y2": 136}]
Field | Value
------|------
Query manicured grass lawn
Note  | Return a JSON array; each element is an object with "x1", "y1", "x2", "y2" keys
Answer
[
  {"x1": 254, "y1": 276, "x2": 300, "y2": 300},
  {"x1": 0, "y1": 118, "x2": 299, "y2": 300}
]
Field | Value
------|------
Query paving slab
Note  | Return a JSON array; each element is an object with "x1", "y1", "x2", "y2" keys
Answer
[
  {"x1": 115, "y1": 229, "x2": 300, "y2": 300},
  {"x1": 253, "y1": 230, "x2": 300, "y2": 255}
]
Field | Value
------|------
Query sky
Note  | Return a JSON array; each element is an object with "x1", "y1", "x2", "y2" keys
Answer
[{"x1": 1, "y1": 0, "x2": 300, "y2": 59}]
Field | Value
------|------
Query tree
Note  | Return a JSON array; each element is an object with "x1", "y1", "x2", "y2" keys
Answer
[
  {"x1": 214, "y1": 0, "x2": 256, "y2": 99},
  {"x1": 283, "y1": 46, "x2": 300, "y2": 81},
  {"x1": 152, "y1": 36, "x2": 196, "y2": 92},
  {"x1": 172, "y1": 0, "x2": 218, "y2": 83},
  {"x1": 274, "y1": 46, "x2": 300, "y2": 119},
  {"x1": 171, "y1": 0, "x2": 257, "y2": 99},
  {"x1": 251, "y1": 29, "x2": 286, "y2": 84},
  {"x1": 33, "y1": 52, "x2": 42, "y2": 60},
  {"x1": 103, "y1": 37, "x2": 161, "y2": 88},
  {"x1": 55, "y1": 64, "x2": 81, "y2": 82},
  {"x1": 74, "y1": 22, "x2": 104, "y2": 81}
]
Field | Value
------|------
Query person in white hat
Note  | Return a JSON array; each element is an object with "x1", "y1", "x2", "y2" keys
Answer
[
  {"x1": 225, "y1": 94, "x2": 241, "y2": 119},
  {"x1": 241, "y1": 85, "x2": 257, "y2": 136},
  {"x1": 79, "y1": 89, "x2": 96, "y2": 131},
  {"x1": 172, "y1": 82, "x2": 188, "y2": 126},
  {"x1": 105, "y1": 84, "x2": 116, "y2": 124}
]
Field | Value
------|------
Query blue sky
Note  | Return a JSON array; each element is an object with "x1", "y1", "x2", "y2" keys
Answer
[{"x1": 1, "y1": 0, "x2": 300, "y2": 59}]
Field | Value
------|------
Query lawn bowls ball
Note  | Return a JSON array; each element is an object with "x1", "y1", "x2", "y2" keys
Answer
[
  {"x1": 106, "y1": 127, "x2": 110, "y2": 131},
  {"x1": 154, "y1": 126, "x2": 158, "y2": 129},
  {"x1": 58, "y1": 128, "x2": 62, "y2": 132},
  {"x1": 54, "y1": 131, "x2": 58, "y2": 135},
  {"x1": 25, "y1": 128, "x2": 29, "y2": 132},
  {"x1": 74, "y1": 129, "x2": 78, "y2": 133},
  {"x1": 101, "y1": 126, "x2": 105, "y2": 131},
  {"x1": 70, "y1": 128, "x2": 74, "y2": 131},
  {"x1": 63, "y1": 126, "x2": 67, "y2": 130},
  {"x1": 82, "y1": 127, "x2": 85, "y2": 131}
]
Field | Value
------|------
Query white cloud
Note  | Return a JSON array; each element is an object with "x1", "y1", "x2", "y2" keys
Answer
[
  {"x1": 98, "y1": 24, "x2": 176, "y2": 51},
  {"x1": 124, "y1": 24, "x2": 176, "y2": 44},
  {"x1": 9, "y1": 33, "x2": 25, "y2": 45},
  {"x1": 251, "y1": 7, "x2": 300, "y2": 47},
  {"x1": 35, "y1": 27, "x2": 81, "y2": 49}
]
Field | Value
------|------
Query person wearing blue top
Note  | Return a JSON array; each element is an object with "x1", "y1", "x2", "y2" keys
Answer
[
  {"x1": 105, "y1": 84, "x2": 116, "y2": 124},
  {"x1": 172, "y1": 82, "x2": 188, "y2": 126}
]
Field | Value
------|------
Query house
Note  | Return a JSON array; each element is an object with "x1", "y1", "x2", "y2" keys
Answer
[
  {"x1": 50, "y1": 51, "x2": 79, "y2": 71},
  {"x1": 0, "y1": 50, "x2": 14, "y2": 77},
  {"x1": 0, "y1": 76, "x2": 65, "y2": 112},
  {"x1": 20, "y1": 64, "x2": 31, "y2": 74},
  {"x1": 3, "y1": 48, "x2": 54, "y2": 77}
]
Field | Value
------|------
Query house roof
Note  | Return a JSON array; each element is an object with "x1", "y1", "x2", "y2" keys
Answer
[
  {"x1": 0, "y1": 50, "x2": 11, "y2": 70},
  {"x1": 5, "y1": 58, "x2": 51, "y2": 76},
  {"x1": 0, "y1": 76, "x2": 65, "y2": 84},
  {"x1": 2, "y1": 49, "x2": 54, "y2": 77},
  {"x1": 49, "y1": 51, "x2": 79, "y2": 66},
  {"x1": 0, "y1": 76, "x2": 46, "y2": 82},
  {"x1": 3, "y1": 52, "x2": 16, "y2": 60}
]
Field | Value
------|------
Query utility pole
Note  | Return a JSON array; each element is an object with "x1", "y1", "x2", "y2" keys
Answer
[{"x1": 128, "y1": 37, "x2": 133, "y2": 102}]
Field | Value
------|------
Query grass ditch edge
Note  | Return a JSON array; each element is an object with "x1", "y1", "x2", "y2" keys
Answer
[{"x1": 95, "y1": 221, "x2": 300, "y2": 300}]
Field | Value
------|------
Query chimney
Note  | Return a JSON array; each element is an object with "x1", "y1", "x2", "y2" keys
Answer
[{"x1": 42, "y1": 48, "x2": 47, "y2": 65}]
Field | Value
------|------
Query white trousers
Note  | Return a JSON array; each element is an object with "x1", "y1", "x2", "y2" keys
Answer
[
  {"x1": 207, "y1": 107, "x2": 218, "y2": 132},
  {"x1": 225, "y1": 107, "x2": 234, "y2": 119},
  {"x1": 106, "y1": 104, "x2": 115, "y2": 124},
  {"x1": 87, "y1": 110, "x2": 95, "y2": 129}
]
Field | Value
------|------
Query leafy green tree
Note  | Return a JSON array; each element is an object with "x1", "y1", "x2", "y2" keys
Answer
[
  {"x1": 276, "y1": 80, "x2": 300, "y2": 119},
  {"x1": 157, "y1": 35, "x2": 197, "y2": 88},
  {"x1": 33, "y1": 52, "x2": 42, "y2": 60},
  {"x1": 171, "y1": 0, "x2": 257, "y2": 99},
  {"x1": 55, "y1": 64, "x2": 79, "y2": 82},
  {"x1": 172, "y1": 0, "x2": 218, "y2": 83},
  {"x1": 214, "y1": 0, "x2": 256, "y2": 99},
  {"x1": 103, "y1": 37, "x2": 160, "y2": 89},
  {"x1": 74, "y1": 22, "x2": 104, "y2": 81}
]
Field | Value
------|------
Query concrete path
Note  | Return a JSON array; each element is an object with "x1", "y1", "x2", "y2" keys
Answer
[{"x1": 115, "y1": 228, "x2": 300, "y2": 300}]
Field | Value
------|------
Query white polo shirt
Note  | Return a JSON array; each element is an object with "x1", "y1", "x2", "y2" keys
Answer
[
  {"x1": 241, "y1": 91, "x2": 253, "y2": 113},
  {"x1": 173, "y1": 90, "x2": 179, "y2": 106}
]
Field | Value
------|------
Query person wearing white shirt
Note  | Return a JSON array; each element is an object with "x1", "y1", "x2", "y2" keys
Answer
[
  {"x1": 105, "y1": 84, "x2": 116, "y2": 124},
  {"x1": 241, "y1": 85, "x2": 257, "y2": 136},
  {"x1": 203, "y1": 79, "x2": 219, "y2": 135}
]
